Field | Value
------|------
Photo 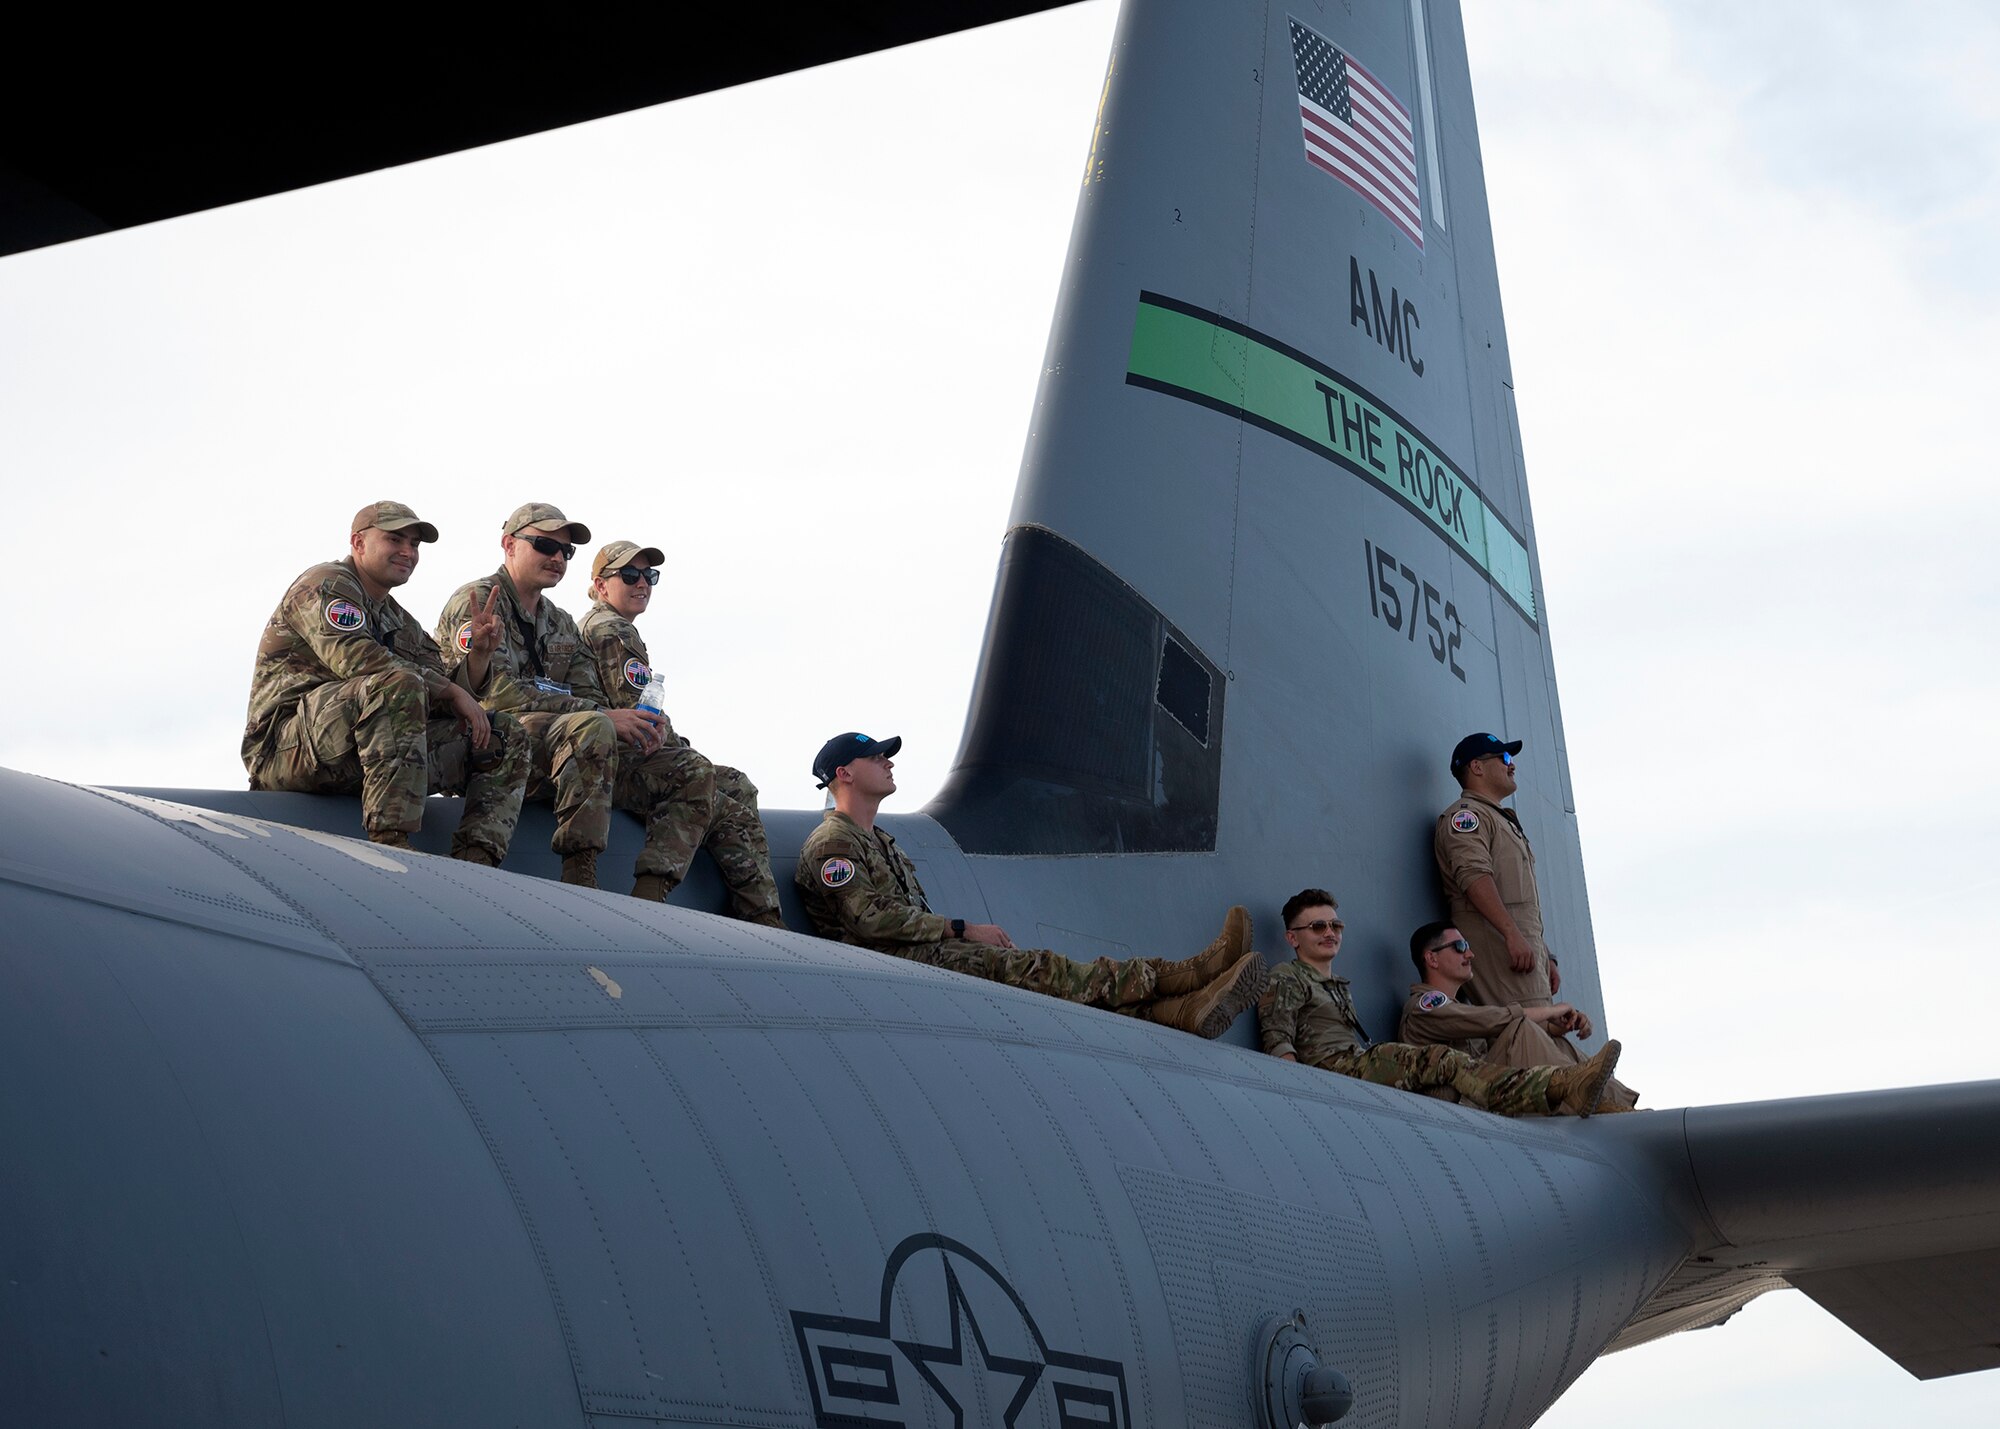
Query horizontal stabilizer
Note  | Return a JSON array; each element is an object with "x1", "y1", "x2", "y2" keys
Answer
[{"x1": 1605, "y1": 1081, "x2": 2000, "y2": 1377}]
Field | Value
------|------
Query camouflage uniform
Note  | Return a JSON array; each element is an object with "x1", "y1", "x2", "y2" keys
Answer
[
  {"x1": 1435, "y1": 792, "x2": 1553, "y2": 1006},
  {"x1": 796, "y1": 810, "x2": 1158, "y2": 1008},
  {"x1": 438, "y1": 571, "x2": 779, "y2": 919},
  {"x1": 578, "y1": 599, "x2": 774, "y2": 873},
  {"x1": 1398, "y1": 984, "x2": 1639, "y2": 1110},
  {"x1": 1257, "y1": 958, "x2": 1556, "y2": 1116},
  {"x1": 243, "y1": 557, "x2": 530, "y2": 859}
]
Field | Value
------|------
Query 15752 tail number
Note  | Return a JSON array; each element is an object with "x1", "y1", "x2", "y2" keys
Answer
[{"x1": 1364, "y1": 539, "x2": 1466, "y2": 682}]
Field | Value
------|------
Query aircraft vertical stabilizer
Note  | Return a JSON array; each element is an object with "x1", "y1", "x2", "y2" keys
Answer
[{"x1": 931, "y1": 0, "x2": 1597, "y2": 1035}]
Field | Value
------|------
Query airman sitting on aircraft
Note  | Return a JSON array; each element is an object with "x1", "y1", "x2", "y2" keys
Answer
[
  {"x1": 797, "y1": 732, "x2": 1266, "y2": 1036},
  {"x1": 1399, "y1": 920, "x2": 1639, "y2": 1111},
  {"x1": 243, "y1": 501, "x2": 531, "y2": 861},
  {"x1": 578, "y1": 539, "x2": 776, "y2": 905},
  {"x1": 435, "y1": 504, "x2": 781, "y2": 922},
  {"x1": 1258, "y1": 889, "x2": 1621, "y2": 1117}
]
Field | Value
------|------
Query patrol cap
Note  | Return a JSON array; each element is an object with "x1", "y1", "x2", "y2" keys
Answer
[
  {"x1": 591, "y1": 540, "x2": 666, "y2": 580},
  {"x1": 813, "y1": 731, "x2": 902, "y2": 788},
  {"x1": 1450, "y1": 732, "x2": 1523, "y2": 772},
  {"x1": 350, "y1": 500, "x2": 439, "y2": 543},
  {"x1": 504, "y1": 502, "x2": 592, "y2": 545}
]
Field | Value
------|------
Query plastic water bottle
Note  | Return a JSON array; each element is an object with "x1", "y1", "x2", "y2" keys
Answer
[{"x1": 636, "y1": 670, "x2": 666, "y2": 719}]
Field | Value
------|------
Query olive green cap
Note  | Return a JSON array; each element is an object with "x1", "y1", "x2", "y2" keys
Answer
[
  {"x1": 503, "y1": 502, "x2": 591, "y2": 544},
  {"x1": 591, "y1": 540, "x2": 666, "y2": 580},
  {"x1": 350, "y1": 500, "x2": 439, "y2": 543}
]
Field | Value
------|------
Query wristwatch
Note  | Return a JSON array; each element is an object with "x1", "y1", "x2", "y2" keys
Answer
[{"x1": 951, "y1": 918, "x2": 966, "y2": 939}]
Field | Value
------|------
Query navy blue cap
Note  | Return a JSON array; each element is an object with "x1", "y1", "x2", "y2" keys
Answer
[
  {"x1": 1450, "y1": 732, "x2": 1522, "y2": 772},
  {"x1": 813, "y1": 731, "x2": 902, "y2": 788}
]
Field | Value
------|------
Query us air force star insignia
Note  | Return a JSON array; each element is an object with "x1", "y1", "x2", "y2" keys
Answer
[
  {"x1": 821, "y1": 857, "x2": 855, "y2": 888},
  {"x1": 324, "y1": 599, "x2": 366, "y2": 631},
  {"x1": 1417, "y1": 991, "x2": 1450, "y2": 1011},
  {"x1": 454, "y1": 623, "x2": 474, "y2": 653},
  {"x1": 623, "y1": 657, "x2": 649, "y2": 690},
  {"x1": 1451, "y1": 808, "x2": 1481, "y2": 833},
  {"x1": 790, "y1": 1233, "x2": 1131, "y2": 1429}
]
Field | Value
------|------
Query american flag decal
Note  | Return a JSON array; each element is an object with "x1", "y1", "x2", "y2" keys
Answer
[{"x1": 1289, "y1": 17, "x2": 1422, "y2": 249}]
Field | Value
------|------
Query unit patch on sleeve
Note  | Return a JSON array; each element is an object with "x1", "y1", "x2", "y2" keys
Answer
[
  {"x1": 1416, "y1": 991, "x2": 1450, "y2": 1011},
  {"x1": 324, "y1": 599, "x2": 367, "y2": 632},
  {"x1": 455, "y1": 623, "x2": 474, "y2": 653},
  {"x1": 1450, "y1": 808, "x2": 1481, "y2": 833},
  {"x1": 623, "y1": 657, "x2": 650, "y2": 690},
  {"x1": 820, "y1": 857, "x2": 855, "y2": 888}
]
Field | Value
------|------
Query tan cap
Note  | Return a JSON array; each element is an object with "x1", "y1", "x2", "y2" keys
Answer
[
  {"x1": 503, "y1": 502, "x2": 591, "y2": 545},
  {"x1": 591, "y1": 540, "x2": 666, "y2": 580},
  {"x1": 351, "y1": 500, "x2": 439, "y2": 543}
]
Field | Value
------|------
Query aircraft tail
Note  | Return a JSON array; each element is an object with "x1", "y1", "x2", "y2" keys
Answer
[{"x1": 927, "y1": 0, "x2": 1598, "y2": 1022}]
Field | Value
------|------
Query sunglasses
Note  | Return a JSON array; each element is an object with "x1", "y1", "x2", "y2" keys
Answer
[
  {"x1": 1289, "y1": 919, "x2": 1344, "y2": 934},
  {"x1": 1428, "y1": 938, "x2": 1472, "y2": 955},
  {"x1": 609, "y1": 566, "x2": 661, "y2": 586},
  {"x1": 514, "y1": 532, "x2": 575, "y2": 560}
]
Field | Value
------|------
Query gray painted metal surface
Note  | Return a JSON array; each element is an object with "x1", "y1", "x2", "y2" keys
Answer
[
  {"x1": 0, "y1": 771, "x2": 1691, "y2": 1427},
  {"x1": 7, "y1": 1, "x2": 2000, "y2": 1423},
  {"x1": 7, "y1": 772, "x2": 1999, "y2": 1426},
  {"x1": 921, "y1": 0, "x2": 1607, "y2": 1048}
]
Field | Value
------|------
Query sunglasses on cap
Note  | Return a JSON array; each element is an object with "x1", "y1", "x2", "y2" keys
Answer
[
  {"x1": 609, "y1": 566, "x2": 661, "y2": 586},
  {"x1": 514, "y1": 532, "x2": 575, "y2": 560}
]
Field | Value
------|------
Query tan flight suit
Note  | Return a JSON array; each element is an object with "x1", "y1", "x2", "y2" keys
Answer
[
  {"x1": 1434, "y1": 792, "x2": 1553, "y2": 1006},
  {"x1": 1397, "y1": 984, "x2": 1638, "y2": 1110}
]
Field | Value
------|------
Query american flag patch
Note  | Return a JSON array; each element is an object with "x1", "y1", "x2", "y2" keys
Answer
[{"x1": 1289, "y1": 17, "x2": 1422, "y2": 249}]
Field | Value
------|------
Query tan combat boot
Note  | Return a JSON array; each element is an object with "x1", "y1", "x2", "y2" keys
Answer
[
  {"x1": 369, "y1": 829, "x2": 414, "y2": 850},
  {"x1": 453, "y1": 847, "x2": 501, "y2": 867},
  {"x1": 1144, "y1": 951, "x2": 1268, "y2": 1038},
  {"x1": 631, "y1": 872, "x2": 670, "y2": 902},
  {"x1": 1152, "y1": 905, "x2": 1253, "y2": 996},
  {"x1": 560, "y1": 850, "x2": 599, "y2": 888},
  {"x1": 1548, "y1": 1040, "x2": 1622, "y2": 1117}
]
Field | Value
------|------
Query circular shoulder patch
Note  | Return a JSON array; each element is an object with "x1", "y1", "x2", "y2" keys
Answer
[
  {"x1": 454, "y1": 622, "x2": 474, "y2": 653},
  {"x1": 623, "y1": 657, "x2": 650, "y2": 690},
  {"x1": 1416, "y1": 990, "x2": 1451, "y2": 1011},
  {"x1": 1450, "y1": 808, "x2": 1481, "y2": 833},
  {"x1": 324, "y1": 599, "x2": 367, "y2": 632},
  {"x1": 820, "y1": 857, "x2": 855, "y2": 888}
]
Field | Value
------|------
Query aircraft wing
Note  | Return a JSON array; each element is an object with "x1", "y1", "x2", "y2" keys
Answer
[
  {"x1": 1605, "y1": 1084, "x2": 2000, "y2": 1378},
  {"x1": 2, "y1": 3, "x2": 1082, "y2": 258}
]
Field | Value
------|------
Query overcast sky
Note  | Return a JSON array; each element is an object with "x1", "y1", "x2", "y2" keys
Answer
[{"x1": 2, "y1": 2, "x2": 1995, "y2": 1423}]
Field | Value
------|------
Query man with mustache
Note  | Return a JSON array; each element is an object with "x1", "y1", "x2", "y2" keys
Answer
[{"x1": 435, "y1": 505, "x2": 780, "y2": 922}]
